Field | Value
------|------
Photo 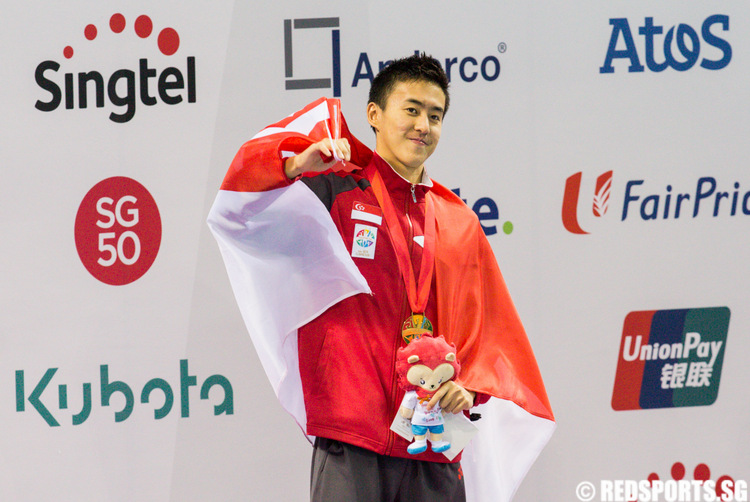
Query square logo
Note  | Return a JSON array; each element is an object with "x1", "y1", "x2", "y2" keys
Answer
[
  {"x1": 351, "y1": 224, "x2": 378, "y2": 260},
  {"x1": 283, "y1": 17, "x2": 341, "y2": 97}
]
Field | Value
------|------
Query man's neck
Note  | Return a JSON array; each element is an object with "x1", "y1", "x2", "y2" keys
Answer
[
  {"x1": 376, "y1": 151, "x2": 424, "y2": 185},
  {"x1": 400, "y1": 165, "x2": 424, "y2": 185}
]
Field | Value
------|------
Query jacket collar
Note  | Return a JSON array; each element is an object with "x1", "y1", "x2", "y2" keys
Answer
[{"x1": 366, "y1": 153, "x2": 433, "y2": 202}]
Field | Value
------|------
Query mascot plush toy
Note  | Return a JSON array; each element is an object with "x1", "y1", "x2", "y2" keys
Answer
[{"x1": 395, "y1": 335, "x2": 461, "y2": 454}]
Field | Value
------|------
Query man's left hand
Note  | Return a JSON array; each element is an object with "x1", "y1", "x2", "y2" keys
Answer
[{"x1": 427, "y1": 381, "x2": 475, "y2": 414}]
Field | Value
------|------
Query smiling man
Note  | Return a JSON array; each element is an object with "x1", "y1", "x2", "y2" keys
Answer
[
  {"x1": 365, "y1": 79, "x2": 445, "y2": 183},
  {"x1": 290, "y1": 54, "x2": 478, "y2": 502},
  {"x1": 211, "y1": 53, "x2": 553, "y2": 502}
]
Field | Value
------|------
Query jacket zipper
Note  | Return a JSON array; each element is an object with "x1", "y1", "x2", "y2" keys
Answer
[{"x1": 385, "y1": 184, "x2": 417, "y2": 456}]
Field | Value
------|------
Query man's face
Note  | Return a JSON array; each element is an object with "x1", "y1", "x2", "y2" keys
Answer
[{"x1": 367, "y1": 79, "x2": 446, "y2": 178}]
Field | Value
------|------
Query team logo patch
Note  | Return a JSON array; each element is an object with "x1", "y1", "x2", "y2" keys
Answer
[
  {"x1": 351, "y1": 201, "x2": 382, "y2": 225},
  {"x1": 352, "y1": 223, "x2": 378, "y2": 259}
]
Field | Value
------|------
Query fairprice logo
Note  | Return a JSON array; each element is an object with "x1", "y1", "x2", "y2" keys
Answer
[
  {"x1": 15, "y1": 360, "x2": 233, "y2": 427},
  {"x1": 561, "y1": 171, "x2": 750, "y2": 234},
  {"x1": 611, "y1": 307, "x2": 730, "y2": 411},
  {"x1": 34, "y1": 12, "x2": 196, "y2": 123},
  {"x1": 600, "y1": 15, "x2": 731, "y2": 74},
  {"x1": 74, "y1": 176, "x2": 161, "y2": 285},
  {"x1": 562, "y1": 171, "x2": 613, "y2": 234}
]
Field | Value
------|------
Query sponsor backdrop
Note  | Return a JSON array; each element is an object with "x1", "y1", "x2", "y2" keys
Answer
[{"x1": 1, "y1": 0, "x2": 747, "y2": 500}]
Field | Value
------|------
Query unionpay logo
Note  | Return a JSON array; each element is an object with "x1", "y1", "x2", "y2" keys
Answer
[
  {"x1": 612, "y1": 307, "x2": 730, "y2": 411},
  {"x1": 35, "y1": 12, "x2": 196, "y2": 123}
]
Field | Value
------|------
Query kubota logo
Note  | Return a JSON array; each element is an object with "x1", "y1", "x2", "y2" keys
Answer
[
  {"x1": 16, "y1": 360, "x2": 233, "y2": 427},
  {"x1": 561, "y1": 171, "x2": 613, "y2": 234}
]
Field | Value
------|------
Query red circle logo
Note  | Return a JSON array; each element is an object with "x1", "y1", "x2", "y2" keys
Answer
[{"x1": 74, "y1": 177, "x2": 161, "y2": 285}]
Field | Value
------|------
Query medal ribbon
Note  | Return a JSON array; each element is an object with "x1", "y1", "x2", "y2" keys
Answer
[{"x1": 370, "y1": 169, "x2": 436, "y2": 314}]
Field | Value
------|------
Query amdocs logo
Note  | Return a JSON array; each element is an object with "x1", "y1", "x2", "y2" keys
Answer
[
  {"x1": 611, "y1": 307, "x2": 730, "y2": 411},
  {"x1": 35, "y1": 12, "x2": 196, "y2": 123}
]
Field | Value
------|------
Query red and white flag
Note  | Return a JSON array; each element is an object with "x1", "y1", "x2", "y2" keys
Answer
[
  {"x1": 208, "y1": 98, "x2": 555, "y2": 502},
  {"x1": 351, "y1": 201, "x2": 383, "y2": 225}
]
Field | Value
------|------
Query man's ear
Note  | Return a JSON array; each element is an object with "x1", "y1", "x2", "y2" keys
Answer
[{"x1": 366, "y1": 102, "x2": 380, "y2": 133}]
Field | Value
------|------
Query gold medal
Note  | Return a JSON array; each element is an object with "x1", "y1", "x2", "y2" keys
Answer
[
  {"x1": 401, "y1": 314, "x2": 433, "y2": 344},
  {"x1": 371, "y1": 171, "x2": 437, "y2": 345}
]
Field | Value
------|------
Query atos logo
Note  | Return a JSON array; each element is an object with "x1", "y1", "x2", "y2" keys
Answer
[
  {"x1": 600, "y1": 15, "x2": 731, "y2": 74},
  {"x1": 284, "y1": 17, "x2": 505, "y2": 97},
  {"x1": 35, "y1": 13, "x2": 196, "y2": 123}
]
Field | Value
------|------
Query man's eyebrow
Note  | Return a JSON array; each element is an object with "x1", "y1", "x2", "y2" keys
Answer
[{"x1": 405, "y1": 98, "x2": 445, "y2": 114}]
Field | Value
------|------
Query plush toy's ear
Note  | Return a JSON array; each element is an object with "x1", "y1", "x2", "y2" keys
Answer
[
  {"x1": 445, "y1": 353, "x2": 456, "y2": 362},
  {"x1": 407, "y1": 355, "x2": 420, "y2": 364}
]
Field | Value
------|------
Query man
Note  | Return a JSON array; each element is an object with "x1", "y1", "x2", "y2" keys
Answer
[
  {"x1": 285, "y1": 54, "x2": 476, "y2": 501},
  {"x1": 209, "y1": 53, "x2": 554, "y2": 502}
]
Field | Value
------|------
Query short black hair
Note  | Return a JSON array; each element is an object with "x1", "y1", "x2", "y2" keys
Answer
[{"x1": 368, "y1": 52, "x2": 450, "y2": 117}]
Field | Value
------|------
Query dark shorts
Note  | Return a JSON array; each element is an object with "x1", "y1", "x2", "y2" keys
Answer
[{"x1": 310, "y1": 437, "x2": 466, "y2": 502}]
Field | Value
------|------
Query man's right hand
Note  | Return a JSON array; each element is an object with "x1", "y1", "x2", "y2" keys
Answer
[{"x1": 284, "y1": 138, "x2": 351, "y2": 179}]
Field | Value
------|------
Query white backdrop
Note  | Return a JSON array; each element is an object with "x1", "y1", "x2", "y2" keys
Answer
[{"x1": 1, "y1": 1, "x2": 748, "y2": 501}]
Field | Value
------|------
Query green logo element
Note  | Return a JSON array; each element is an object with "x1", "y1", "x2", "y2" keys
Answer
[{"x1": 16, "y1": 359, "x2": 233, "y2": 427}]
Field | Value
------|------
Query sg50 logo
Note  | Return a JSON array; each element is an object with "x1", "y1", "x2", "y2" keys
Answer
[
  {"x1": 600, "y1": 14, "x2": 731, "y2": 73},
  {"x1": 75, "y1": 177, "x2": 161, "y2": 285}
]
